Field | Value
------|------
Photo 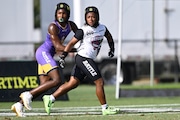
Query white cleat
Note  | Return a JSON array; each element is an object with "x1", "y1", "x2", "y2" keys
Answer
[
  {"x1": 20, "y1": 91, "x2": 33, "y2": 110},
  {"x1": 11, "y1": 102, "x2": 25, "y2": 117}
]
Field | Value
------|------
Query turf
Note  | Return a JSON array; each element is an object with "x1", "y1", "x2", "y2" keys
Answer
[{"x1": 0, "y1": 83, "x2": 180, "y2": 120}]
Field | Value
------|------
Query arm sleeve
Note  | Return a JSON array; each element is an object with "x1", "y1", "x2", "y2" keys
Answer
[
  {"x1": 108, "y1": 41, "x2": 114, "y2": 52},
  {"x1": 74, "y1": 29, "x2": 84, "y2": 40},
  {"x1": 104, "y1": 27, "x2": 115, "y2": 52}
]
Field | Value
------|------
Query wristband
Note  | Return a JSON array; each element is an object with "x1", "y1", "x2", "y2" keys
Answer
[{"x1": 62, "y1": 52, "x2": 68, "y2": 58}]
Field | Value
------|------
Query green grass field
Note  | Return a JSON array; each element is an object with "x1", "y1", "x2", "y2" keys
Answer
[{"x1": 0, "y1": 83, "x2": 180, "y2": 120}]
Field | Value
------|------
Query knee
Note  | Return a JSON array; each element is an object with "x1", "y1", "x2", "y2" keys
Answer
[
  {"x1": 40, "y1": 81, "x2": 46, "y2": 85},
  {"x1": 68, "y1": 77, "x2": 79, "y2": 89},
  {"x1": 39, "y1": 76, "x2": 51, "y2": 85},
  {"x1": 94, "y1": 78, "x2": 104, "y2": 86},
  {"x1": 51, "y1": 77, "x2": 61, "y2": 86}
]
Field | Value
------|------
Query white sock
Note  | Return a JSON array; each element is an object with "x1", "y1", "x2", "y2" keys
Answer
[
  {"x1": 26, "y1": 91, "x2": 33, "y2": 99},
  {"x1": 101, "y1": 104, "x2": 108, "y2": 110},
  {"x1": 50, "y1": 95, "x2": 55, "y2": 102}
]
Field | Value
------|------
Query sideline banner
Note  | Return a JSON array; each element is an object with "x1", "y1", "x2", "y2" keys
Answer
[{"x1": 0, "y1": 61, "x2": 68, "y2": 102}]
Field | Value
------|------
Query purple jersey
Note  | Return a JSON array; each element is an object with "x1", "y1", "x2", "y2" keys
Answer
[
  {"x1": 41, "y1": 21, "x2": 71, "y2": 55},
  {"x1": 35, "y1": 21, "x2": 72, "y2": 75}
]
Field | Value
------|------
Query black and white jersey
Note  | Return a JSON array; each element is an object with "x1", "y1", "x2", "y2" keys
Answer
[{"x1": 77, "y1": 24, "x2": 106, "y2": 59}]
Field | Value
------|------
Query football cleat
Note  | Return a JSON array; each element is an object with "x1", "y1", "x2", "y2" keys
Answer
[
  {"x1": 43, "y1": 95, "x2": 54, "y2": 115},
  {"x1": 20, "y1": 91, "x2": 33, "y2": 110},
  {"x1": 102, "y1": 106, "x2": 120, "y2": 115},
  {"x1": 11, "y1": 102, "x2": 25, "y2": 117}
]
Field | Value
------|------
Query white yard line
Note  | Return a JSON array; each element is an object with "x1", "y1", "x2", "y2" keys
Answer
[{"x1": 0, "y1": 104, "x2": 180, "y2": 117}]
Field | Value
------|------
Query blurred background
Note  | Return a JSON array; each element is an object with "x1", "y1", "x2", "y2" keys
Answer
[{"x1": 0, "y1": 0, "x2": 180, "y2": 86}]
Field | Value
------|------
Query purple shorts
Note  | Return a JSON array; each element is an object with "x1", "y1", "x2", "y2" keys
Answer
[{"x1": 35, "y1": 47, "x2": 58, "y2": 75}]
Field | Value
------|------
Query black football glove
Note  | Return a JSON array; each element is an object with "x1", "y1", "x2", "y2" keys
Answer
[
  {"x1": 59, "y1": 52, "x2": 68, "y2": 69},
  {"x1": 108, "y1": 41, "x2": 114, "y2": 58},
  {"x1": 108, "y1": 49, "x2": 114, "y2": 58},
  {"x1": 59, "y1": 56, "x2": 65, "y2": 69}
]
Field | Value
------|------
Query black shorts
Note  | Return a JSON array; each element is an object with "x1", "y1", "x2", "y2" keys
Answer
[{"x1": 71, "y1": 54, "x2": 102, "y2": 81}]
